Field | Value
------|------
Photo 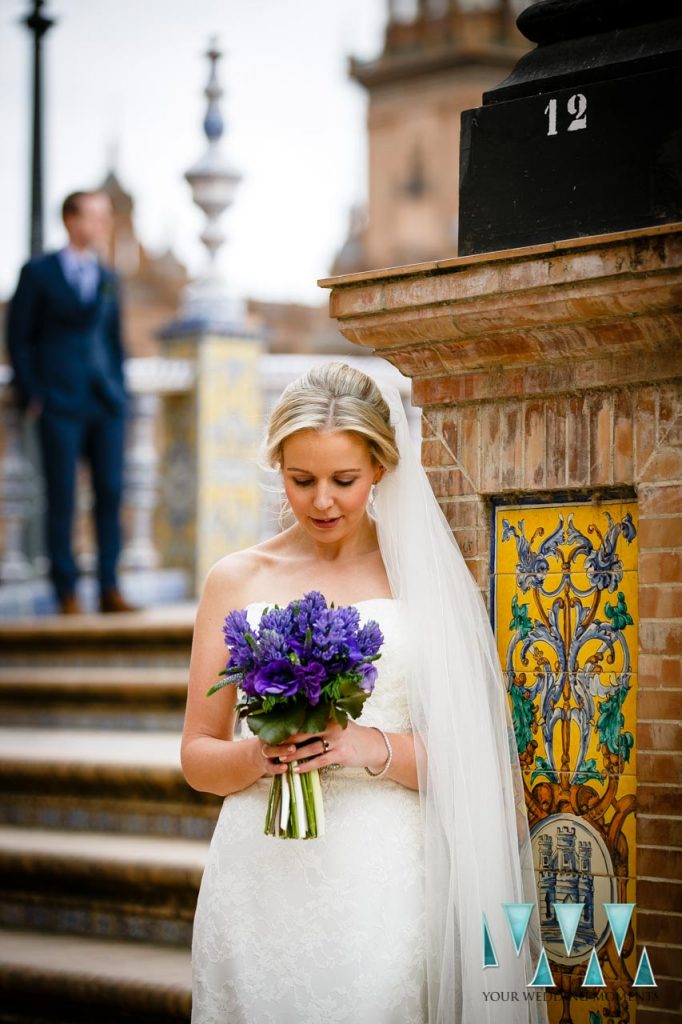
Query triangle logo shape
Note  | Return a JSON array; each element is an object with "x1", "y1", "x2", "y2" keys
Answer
[
  {"x1": 582, "y1": 947, "x2": 606, "y2": 987},
  {"x1": 604, "y1": 903, "x2": 634, "y2": 955},
  {"x1": 502, "y1": 902, "x2": 533, "y2": 955},
  {"x1": 482, "y1": 912, "x2": 498, "y2": 967},
  {"x1": 633, "y1": 947, "x2": 657, "y2": 987},
  {"x1": 528, "y1": 947, "x2": 555, "y2": 988},
  {"x1": 554, "y1": 901, "x2": 584, "y2": 955}
]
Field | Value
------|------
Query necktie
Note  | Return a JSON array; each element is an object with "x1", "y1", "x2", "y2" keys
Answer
[{"x1": 74, "y1": 258, "x2": 98, "y2": 303}]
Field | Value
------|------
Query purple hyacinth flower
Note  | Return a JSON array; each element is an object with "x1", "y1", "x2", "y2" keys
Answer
[
  {"x1": 253, "y1": 658, "x2": 300, "y2": 698},
  {"x1": 258, "y1": 628, "x2": 289, "y2": 662},
  {"x1": 357, "y1": 619, "x2": 384, "y2": 658},
  {"x1": 260, "y1": 605, "x2": 294, "y2": 634},
  {"x1": 222, "y1": 609, "x2": 257, "y2": 669}
]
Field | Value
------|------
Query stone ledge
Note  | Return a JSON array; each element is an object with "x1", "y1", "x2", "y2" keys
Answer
[
  {"x1": 318, "y1": 222, "x2": 682, "y2": 291},
  {"x1": 319, "y1": 223, "x2": 682, "y2": 404}
]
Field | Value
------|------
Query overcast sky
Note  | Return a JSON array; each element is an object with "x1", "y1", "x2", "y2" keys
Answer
[{"x1": 0, "y1": 0, "x2": 386, "y2": 305}]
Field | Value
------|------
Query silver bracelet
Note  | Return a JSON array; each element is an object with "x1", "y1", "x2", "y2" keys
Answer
[{"x1": 365, "y1": 727, "x2": 393, "y2": 778}]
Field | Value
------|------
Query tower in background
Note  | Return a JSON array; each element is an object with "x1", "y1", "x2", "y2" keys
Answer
[{"x1": 332, "y1": 0, "x2": 532, "y2": 275}]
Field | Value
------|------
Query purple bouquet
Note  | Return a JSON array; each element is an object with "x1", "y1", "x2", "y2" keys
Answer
[{"x1": 207, "y1": 590, "x2": 384, "y2": 838}]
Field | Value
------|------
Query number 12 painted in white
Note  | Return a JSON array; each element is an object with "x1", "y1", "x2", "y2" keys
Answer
[{"x1": 545, "y1": 94, "x2": 588, "y2": 136}]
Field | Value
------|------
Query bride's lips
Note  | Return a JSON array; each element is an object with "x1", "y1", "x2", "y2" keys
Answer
[{"x1": 310, "y1": 515, "x2": 341, "y2": 529}]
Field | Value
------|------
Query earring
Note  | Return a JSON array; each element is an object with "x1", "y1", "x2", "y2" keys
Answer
[{"x1": 368, "y1": 484, "x2": 377, "y2": 515}]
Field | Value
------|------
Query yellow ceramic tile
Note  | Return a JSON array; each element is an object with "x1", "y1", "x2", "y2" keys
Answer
[
  {"x1": 492, "y1": 500, "x2": 641, "y2": 1024},
  {"x1": 495, "y1": 501, "x2": 639, "y2": 572},
  {"x1": 495, "y1": 501, "x2": 638, "y2": 825},
  {"x1": 504, "y1": 664, "x2": 636, "y2": 788}
]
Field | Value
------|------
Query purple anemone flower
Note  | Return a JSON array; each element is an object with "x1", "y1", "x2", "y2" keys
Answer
[
  {"x1": 253, "y1": 659, "x2": 299, "y2": 698},
  {"x1": 293, "y1": 660, "x2": 326, "y2": 706}
]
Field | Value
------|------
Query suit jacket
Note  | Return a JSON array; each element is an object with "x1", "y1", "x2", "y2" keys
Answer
[{"x1": 5, "y1": 250, "x2": 129, "y2": 418}]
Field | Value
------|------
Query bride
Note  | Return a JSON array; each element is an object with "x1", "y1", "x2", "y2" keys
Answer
[{"x1": 182, "y1": 362, "x2": 548, "y2": 1024}]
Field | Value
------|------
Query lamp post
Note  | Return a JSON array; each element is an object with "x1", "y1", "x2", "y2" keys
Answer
[{"x1": 23, "y1": 0, "x2": 55, "y2": 257}]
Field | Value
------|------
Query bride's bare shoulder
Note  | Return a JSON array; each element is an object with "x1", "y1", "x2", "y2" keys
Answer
[{"x1": 202, "y1": 529, "x2": 297, "y2": 611}]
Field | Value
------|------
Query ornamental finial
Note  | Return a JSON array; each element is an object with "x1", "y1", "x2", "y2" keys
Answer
[{"x1": 182, "y1": 38, "x2": 242, "y2": 325}]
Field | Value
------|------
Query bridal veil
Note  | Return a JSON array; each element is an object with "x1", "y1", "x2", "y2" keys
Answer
[{"x1": 372, "y1": 381, "x2": 549, "y2": 1024}]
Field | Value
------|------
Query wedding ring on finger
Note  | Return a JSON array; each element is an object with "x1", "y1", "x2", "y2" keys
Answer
[
  {"x1": 260, "y1": 745, "x2": 271, "y2": 759},
  {"x1": 320, "y1": 737, "x2": 330, "y2": 753}
]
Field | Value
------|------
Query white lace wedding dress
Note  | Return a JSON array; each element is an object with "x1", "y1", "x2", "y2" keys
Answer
[{"x1": 191, "y1": 598, "x2": 427, "y2": 1024}]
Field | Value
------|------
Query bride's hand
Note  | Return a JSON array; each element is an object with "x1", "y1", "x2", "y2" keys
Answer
[{"x1": 258, "y1": 720, "x2": 388, "y2": 774}]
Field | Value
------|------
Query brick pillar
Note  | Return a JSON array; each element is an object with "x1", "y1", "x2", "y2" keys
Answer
[{"x1": 321, "y1": 222, "x2": 682, "y2": 1020}]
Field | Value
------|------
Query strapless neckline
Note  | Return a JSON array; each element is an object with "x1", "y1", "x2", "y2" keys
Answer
[{"x1": 244, "y1": 597, "x2": 397, "y2": 611}]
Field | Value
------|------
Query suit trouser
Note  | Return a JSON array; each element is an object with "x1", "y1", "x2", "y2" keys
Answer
[{"x1": 36, "y1": 390, "x2": 126, "y2": 599}]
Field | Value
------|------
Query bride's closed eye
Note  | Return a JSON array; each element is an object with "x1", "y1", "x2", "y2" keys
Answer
[{"x1": 293, "y1": 479, "x2": 355, "y2": 487}]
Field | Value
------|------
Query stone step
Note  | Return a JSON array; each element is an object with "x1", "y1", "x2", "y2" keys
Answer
[
  {"x1": 0, "y1": 666, "x2": 189, "y2": 729},
  {"x1": 0, "y1": 825, "x2": 208, "y2": 948},
  {"x1": 0, "y1": 927, "x2": 191, "y2": 1023},
  {"x1": 0, "y1": 604, "x2": 197, "y2": 668},
  {"x1": 0, "y1": 728, "x2": 222, "y2": 837}
]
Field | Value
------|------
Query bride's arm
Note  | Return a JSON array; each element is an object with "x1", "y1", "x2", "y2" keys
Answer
[
  {"x1": 368, "y1": 728, "x2": 420, "y2": 791},
  {"x1": 180, "y1": 556, "x2": 284, "y2": 797}
]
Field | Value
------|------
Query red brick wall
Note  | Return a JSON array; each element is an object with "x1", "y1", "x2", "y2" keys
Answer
[{"x1": 420, "y1": 382, "x2": 682, "y2": 1020}]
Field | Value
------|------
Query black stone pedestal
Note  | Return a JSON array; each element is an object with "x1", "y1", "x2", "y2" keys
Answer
[{"x1": 458, "y1": 0, "x2": 682, "y2": 255}]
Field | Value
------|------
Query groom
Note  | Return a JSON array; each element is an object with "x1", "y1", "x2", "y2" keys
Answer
[{"x1": 6, "y1": 190, "x2": 138, "y2": 614}]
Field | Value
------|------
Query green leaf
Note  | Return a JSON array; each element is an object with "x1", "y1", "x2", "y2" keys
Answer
[
  {"x1": 336, "y1": 691, "x2": 371, "y2": 719},
  {"x1": 246, "y1": 701, "x2": 307, "y2": 745},
  {"x1": 235, "y1": 696, "x2": 263, "y2": 716},
  {"x1": 205, "y1": 678, "x2": 236, "y2": 697},
  {"x1": 338, "y1": 676, "x2": 360, "y2": 696},
  {"x1": 301, "y1": 699, "x2": 332, "y2": 734},
  {"x1": 332, "y1": 705, "x2": 348, "y2": 728}
]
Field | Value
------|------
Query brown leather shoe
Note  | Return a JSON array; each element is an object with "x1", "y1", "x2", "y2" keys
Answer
[
  {"x1": 99, "y1": 586, "x2": 140, "y2": 613},
  {"x1": 58, "y1": 592, "x2": 83, "y2": 614}
]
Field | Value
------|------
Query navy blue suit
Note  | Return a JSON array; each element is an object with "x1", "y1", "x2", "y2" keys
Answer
[{"x1": 6, "y1": 250, "x2": 131, "y2": 601}]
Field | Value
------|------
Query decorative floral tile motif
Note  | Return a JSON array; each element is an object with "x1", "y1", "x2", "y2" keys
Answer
[{"x1": 493, "y1": 499, "x2": 640, "y2": 1023}]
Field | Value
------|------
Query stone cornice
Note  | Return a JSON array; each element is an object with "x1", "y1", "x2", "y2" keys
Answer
[{"x1": 318, "y1": 223, "x2": 682, "y2": 405}]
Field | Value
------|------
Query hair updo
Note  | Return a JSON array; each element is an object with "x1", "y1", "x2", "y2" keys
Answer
[{"x1": 261, "y1": 362, "x2": 399, "y2": 527}]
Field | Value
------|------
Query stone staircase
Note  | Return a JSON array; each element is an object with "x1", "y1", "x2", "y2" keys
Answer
[{"x1": 0, "y1": 606, "x2": 223, "y2": 1023}]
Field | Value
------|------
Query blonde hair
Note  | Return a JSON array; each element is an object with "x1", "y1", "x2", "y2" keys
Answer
[{"x1": 261, "y1": 362, "x2": 399, "y2": 528}]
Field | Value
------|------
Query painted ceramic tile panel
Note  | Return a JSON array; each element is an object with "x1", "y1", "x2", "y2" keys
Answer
[
  {"x1": 197, "y1": 337, "x2": 263, "y2": 585},
  {"x1": 494, "y1": 499, "x2": 641, "y2": 1024}
]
